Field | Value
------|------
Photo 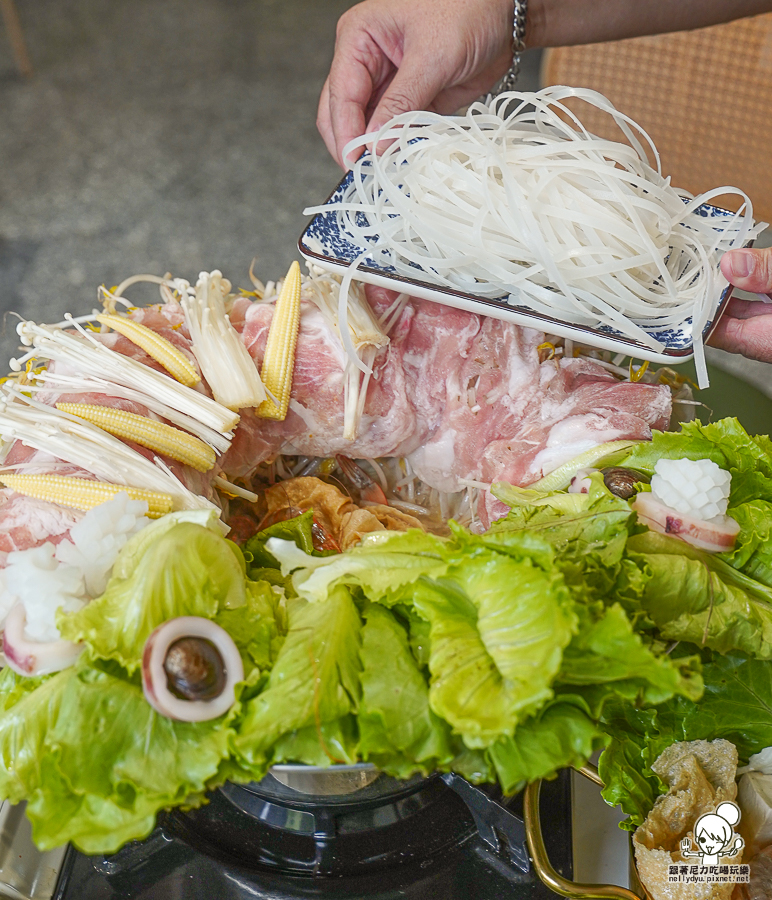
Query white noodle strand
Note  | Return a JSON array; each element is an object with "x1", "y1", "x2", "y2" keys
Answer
[{"x1": 305, "y1": 86, "x2": 764, "y2": 390}]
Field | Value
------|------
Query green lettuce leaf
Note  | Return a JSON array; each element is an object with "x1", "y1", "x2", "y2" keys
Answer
[
  {"x1": 357, "y1": 604, "x2": 452, "y2": 777},
  {"x1": 109, "y1": 509, "x2": 225, "y2": 580},
  {"x1": 214, "y1": 579, "x2": 287, "y2": 675},
  {"x1": 267, "y1": 530, "x2": 450, "y2": 604},
  {"x1": 448, "y1": 742, "x2": 496, "y2": 784},
  {"x1": 398, "y1": 605, "x2": 432, "y2": 668},
  {"x1": 623, "y1": 531, "x2": 772, "y2": 658},
  {"x1": 0, "y1": 662, "x2": 232, "y2": 853},
  {"x1": 598, "y1": 701, "x2": 670, "y2": 829},
  {"x1": 492, "y1": 599, "x2": 702, "y2": 807},
  {"x1": 272, "y1": 716, "x2": 360, "y2": 767},
  {"x1": 60, "y1": 522, "x2": 246, "y2": 671},
  {"x1": 242, "y1": 510, "x2": 338, "y2": 590},
  {"x1": 670, "y1": 651, "x2": 772, "y2": 752},
  {"x1": 244, "y1": 510, "x2": 316, "y2": 567},
  {"x1": 409, "y1": 544, "x2": 576, "y2": 747},
  {"x1": 489, "y1": 475, "x2": 634, "y2": 600},
  {"x1": 0, "y1": 665, "x2": 48, "y2": 714},
  {"x1": 234, "y1": 587, "x2": 362, "y2": 769},
  {"x1": 489, "y1": 697, "x2": 608, "y2": 794},
  {"x1": 559, "y1": 602, "x2": 703, "y2": 705},
  {"x1": 720, "y1": 499, "x2": 772, "y2": 588},
  {"x1": 599, "y1": 651, "x2": 772, "y2": 829}
]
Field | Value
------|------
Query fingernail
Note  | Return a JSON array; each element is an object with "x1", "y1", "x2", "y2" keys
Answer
[{"x1": 729, "y1": 250, "x2": 755, "y2": 279}]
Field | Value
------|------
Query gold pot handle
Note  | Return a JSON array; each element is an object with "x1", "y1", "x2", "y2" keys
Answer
[{"x1": 523, "y1": 771, "x2": 645, "y2": 900}]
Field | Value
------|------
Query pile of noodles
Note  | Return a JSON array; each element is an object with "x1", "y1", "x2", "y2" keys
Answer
[{"x1": 305, "y1": 86, "x2": 763, "y2": 388}]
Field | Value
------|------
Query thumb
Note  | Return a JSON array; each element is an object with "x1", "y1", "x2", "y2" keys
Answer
[
  {"x1": 721, "y1": 248, "x2": 772, "y2": 294},
  {"x1": 366, "y1": 59, "x2": 446, "y2": 135}
]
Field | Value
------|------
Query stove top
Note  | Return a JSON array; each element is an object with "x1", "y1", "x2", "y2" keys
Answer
[{"x1": 53, "y1": 772, "x2": 572, "y2": 899}]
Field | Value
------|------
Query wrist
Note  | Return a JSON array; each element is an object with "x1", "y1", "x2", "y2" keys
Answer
[{"x1": 523, "y1": 0, "x2": 546, "y2": 47}]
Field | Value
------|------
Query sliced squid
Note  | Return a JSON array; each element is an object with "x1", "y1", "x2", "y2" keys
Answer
[
  {"x1": 632, "y1": 492, "x2": 740, "y2": 553},
  {"x1": 142, "y1": 616, "x2": 243, "y2": 722},
  {"x1": 2, "y1": 603, "x2": 84, "y2": 677}
]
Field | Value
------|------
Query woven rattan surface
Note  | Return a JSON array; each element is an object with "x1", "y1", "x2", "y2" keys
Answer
[{"x1": 542, "y1": 14, "x2": 772, "y2": 223}]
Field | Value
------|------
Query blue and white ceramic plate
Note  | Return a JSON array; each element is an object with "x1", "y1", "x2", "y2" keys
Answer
[{"x1": 299, "y1": 171, "x2": 747, "y2": 364}]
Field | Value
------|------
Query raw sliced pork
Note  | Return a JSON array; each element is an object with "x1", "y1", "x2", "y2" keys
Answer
[
  {"x1": 225, "y1": 286, "x2": 670, "y2": 505},
  {"x1": 1, "y1": 281, "x2": 672, "y2": 556}
]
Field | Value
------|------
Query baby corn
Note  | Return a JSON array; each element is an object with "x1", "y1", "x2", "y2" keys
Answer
[
  {"x1": 258, "y1": 260, "x2": 301, "y2": 421},
  {"x1": 0, "y1": 386, "x2": 219, "y2": 513},
  {"x1": 0, "y1": 473, "x2": 173, "y2": 518},
  {"x1": 95, "y1": 314, "x2": 200, "y2": 387},
  {"x1": 55, "y1": 403, "x2": 217, "y2": 472}
]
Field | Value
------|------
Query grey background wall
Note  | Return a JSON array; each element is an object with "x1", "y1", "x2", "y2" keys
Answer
[{"x1": 0, "y1": 1, "x2": 765, "y2": 396}]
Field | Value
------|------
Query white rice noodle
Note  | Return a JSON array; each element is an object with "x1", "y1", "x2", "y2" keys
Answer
[
  {"x1": 305, "y1": 86, "x2": 764, "y2": 390},
  {"x1": 457, "y1": 477, "x2": 494, "y2": 491},
  {"x1": 388, "y1": 498, "x2": 430, "y2": 516}
]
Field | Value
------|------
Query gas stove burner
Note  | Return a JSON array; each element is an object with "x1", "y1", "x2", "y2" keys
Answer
[
  {"x1": 178, "y1": 773, "x2": 509, "y2": 877},
  {"x1": 53, "y1": 772, "x2": 573, "y2": 899}
]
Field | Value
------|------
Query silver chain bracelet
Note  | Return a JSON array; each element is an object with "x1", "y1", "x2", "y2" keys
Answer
[{"x1": 494, "y1": 0, "x2": 528, "y2": 94}]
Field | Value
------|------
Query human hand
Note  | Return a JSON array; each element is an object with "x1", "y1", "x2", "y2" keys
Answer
[
  {"x1": 317, "y1": 0, "x2": 515, "y2": 168},
  {"x1": 708, "y1": 247, "x2": 772, "y2": 362}
]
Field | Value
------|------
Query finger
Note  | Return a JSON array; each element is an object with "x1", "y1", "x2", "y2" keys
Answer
[
  {"x1": 722, "y1": 296, "x2": 772, "y2": 320},
  {"x1": 365, "y1": 56, "x2": 449, "y2": 136},
  {"x1": 720, "y1": 248, "x2": 772, "y2": 294},
  {"x1": 327, "y1": 55, "x2": 373, "y2": 168},
  {"x1": 316, "y1": 78, "x2": 340, "y2": 167},
  {"x1": 364, "y1": 70, "x2": 396, "y2": 125},
  {"x1": 328, "y1": 20, "x2": 397, "y2": 169},
  {"x1": 708, "y1": 313, "x2": 772, "y2": 363}
]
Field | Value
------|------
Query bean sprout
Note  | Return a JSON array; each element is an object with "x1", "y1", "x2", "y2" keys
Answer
[{"x1": 388, "y1": 498, "x2": 430, "y2": 516}]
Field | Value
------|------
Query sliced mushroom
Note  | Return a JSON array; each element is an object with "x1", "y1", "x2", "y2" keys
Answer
[
  {"x1": 2, "y1": 603, "x2": 83, "y2": 677},
  {"x1": 142, "y1": 616, "x2": 243, "y2": 722},
  {"x1": 632, "y1": 492, "x2": 740, "y2": 553}
]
